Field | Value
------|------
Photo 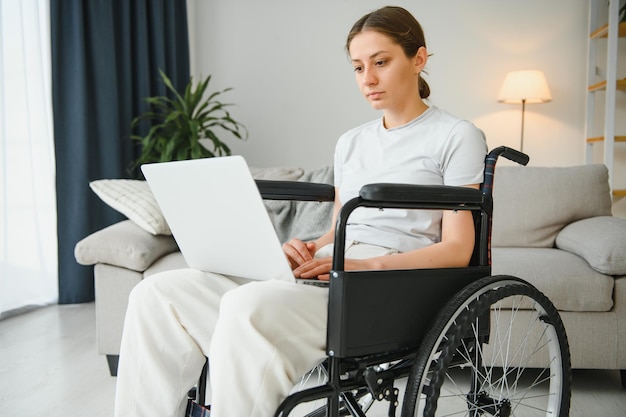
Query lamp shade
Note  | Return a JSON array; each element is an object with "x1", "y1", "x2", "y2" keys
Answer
[{"x1": 498, "y1": 70, "x2": 552, "y2": 104}]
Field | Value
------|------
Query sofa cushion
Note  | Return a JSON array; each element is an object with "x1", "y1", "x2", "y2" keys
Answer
[
  {"x1": 492, "y1": 247, "x2": 614, "y2": 312},
  {"x1": 90, "y1": 179, "x2": 172, "y2": 235},
  {"x1": 249, "y1": 166, "x2": 304, "y2": 180},
  {"x1": 556, "y1": 216, "x2": 626, "y2": 275},
  {"x1": 144, "y1": 251, "x2": 189, "y2": 277},
  {"x1": 265, "y1": 166, "x2": 334, "y2": 243},
  {"x1": 74, "y1": 220, "x2": 179, "y2": 272},
  {"x1": 491, "y1": 165, "x2": 612, "y2": 247}
]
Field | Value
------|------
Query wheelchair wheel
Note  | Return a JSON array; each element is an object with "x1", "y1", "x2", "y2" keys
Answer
[{"x1": 402, "y1": 275, "x2": 571, "y2": 417}]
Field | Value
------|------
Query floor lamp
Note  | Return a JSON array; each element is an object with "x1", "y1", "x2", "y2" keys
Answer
[{"x1": 498, "y1": 70, "x2": 552, "y2": 153}]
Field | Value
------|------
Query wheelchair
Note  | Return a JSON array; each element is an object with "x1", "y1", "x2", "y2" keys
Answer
[{"x1": 191, "y1": 146, "x2": 572, "y2": 417}]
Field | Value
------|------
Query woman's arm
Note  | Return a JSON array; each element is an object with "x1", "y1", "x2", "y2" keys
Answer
[
  {"x1": 312, "y1": 188, "x2": 341, "y2": 249},
  {"x1": 371, "y1": 206, "x2": 475, "y2": 270}
]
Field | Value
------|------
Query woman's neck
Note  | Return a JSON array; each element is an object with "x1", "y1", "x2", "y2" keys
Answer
[{"x1": 382, "y1": 100, "x2": 429, "y2": 129}]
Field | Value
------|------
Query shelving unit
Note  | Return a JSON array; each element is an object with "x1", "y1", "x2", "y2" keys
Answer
[
  {"x1": 585, "y1": 0, "x2": 625, "y2": 198},
  {"x1": 587, "y1": 77, "x2": 626, "y2": 92}
]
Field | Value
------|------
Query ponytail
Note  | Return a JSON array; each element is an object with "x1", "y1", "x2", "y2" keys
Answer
[{"x1": 418, "y1": 76, "x2": 430, "y2": 99}]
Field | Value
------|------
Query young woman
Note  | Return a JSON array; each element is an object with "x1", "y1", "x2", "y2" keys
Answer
[{"x1": 114, "y1": 6, "x2": 487, "y2": 417}]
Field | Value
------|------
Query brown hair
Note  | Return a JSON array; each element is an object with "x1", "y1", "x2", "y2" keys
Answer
[{"x1": 346, "y1": 6, "x2": 430, "y2": 99}]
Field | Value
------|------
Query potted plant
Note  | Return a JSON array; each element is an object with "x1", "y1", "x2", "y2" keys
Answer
[{"x1": 129, "y1": 69, "x2": 247, "y2": 174}]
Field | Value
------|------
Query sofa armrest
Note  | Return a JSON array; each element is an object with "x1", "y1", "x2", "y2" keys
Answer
[
  {"x1": 555, "y1": 216, "x2": 626, "y2": 275},
  {"x1": 75, "y1": 220, "x2": 179, "y2": 272}
]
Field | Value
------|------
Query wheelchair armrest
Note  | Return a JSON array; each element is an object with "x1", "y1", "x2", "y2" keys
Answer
[
  {"x1": 255, "y1": 180, "x2": 335, "y2": 202},
  {"x1": 359, "y1": 183, "x2": 484, "y2": 205}
]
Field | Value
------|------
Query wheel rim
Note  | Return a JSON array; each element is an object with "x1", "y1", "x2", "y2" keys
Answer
[{"x1": 409, "y1": 279, "x2": 570, "y2": 417}]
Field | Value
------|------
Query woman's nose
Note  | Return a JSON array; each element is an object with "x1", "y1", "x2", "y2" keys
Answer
[{"x1": 362, "y1": 67, "x2": 377, "y2": 86}]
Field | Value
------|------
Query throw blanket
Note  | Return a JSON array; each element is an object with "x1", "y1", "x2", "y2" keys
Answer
[{"x1": 264, "y1": 166, "x2": 334, "y2": 243}]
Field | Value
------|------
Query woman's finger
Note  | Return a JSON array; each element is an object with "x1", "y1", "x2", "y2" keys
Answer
[{"x1": 283, "y1": 238, "x2": 313, "y2": 267}]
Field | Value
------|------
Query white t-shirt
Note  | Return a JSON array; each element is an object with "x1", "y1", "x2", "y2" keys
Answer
[{"x1": 334, "y1": 106, "x2": 487, "y2": 253}]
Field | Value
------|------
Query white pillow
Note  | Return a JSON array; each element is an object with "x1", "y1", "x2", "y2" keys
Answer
[{"x1": 89, "y1": 179, "x2": 171, "y2": 235}]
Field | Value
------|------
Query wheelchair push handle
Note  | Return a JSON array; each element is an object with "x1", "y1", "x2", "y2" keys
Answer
[
  {"x1": 488, "y1": 146, "x2": 529, "y2": 166},
  {"x1": 481, "y1": 146, "x2": 529, "y2": 196}
]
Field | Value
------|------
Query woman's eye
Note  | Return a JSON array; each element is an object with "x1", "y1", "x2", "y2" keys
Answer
[
  {"x1": 375, "y1": 60, "x2": 386, "y2": 66},
  {"x1": 353, "y1": 66, "x2": 363, "y2": 73}
]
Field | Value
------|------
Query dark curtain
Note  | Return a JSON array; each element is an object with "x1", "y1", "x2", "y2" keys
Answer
[{"x1": 50, "y1": 0, "x2": 190, "y2": 304}]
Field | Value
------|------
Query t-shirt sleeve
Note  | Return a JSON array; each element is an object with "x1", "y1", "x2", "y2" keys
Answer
[
  {"x1": 440, "y1": 121, "x2": 488, "y2": 186},
  {"x1": 333, "y1": 135, "x2": 346, "y2": 188}
]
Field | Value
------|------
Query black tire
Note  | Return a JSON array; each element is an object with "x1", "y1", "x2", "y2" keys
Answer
[{"x1": 402, "y1": 275, "x2": 571, "y2": 417}]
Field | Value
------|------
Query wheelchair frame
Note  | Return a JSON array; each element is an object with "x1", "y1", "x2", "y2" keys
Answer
[{"x1": 192, "y1": 146, "x2": 572, "y2": 417}]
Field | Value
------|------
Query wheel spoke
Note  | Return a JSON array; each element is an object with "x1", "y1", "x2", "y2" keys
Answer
[{"x1": 404, "y1": 277, "x2": 570, "y2": 417}]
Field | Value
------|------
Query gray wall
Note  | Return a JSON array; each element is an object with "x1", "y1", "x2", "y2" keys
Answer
[{"x1": 186, "y1": 0, "x2": 626, "y2": 217}]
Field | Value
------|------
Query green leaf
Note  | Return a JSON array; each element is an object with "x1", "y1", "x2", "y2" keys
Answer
[{"x1": 128, "y1": 70, "x2": 247, "y2": 176}]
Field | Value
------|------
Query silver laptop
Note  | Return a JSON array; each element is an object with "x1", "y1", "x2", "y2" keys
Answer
[{"x1": 141, "y1": 156, "x2": 327, "y2": 286}]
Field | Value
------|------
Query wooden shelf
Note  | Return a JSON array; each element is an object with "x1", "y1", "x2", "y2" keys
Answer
[
  {"x1": 587, "y1": 135, "x2": 626, "y2": 143},
  {"x1": 590, "y1": 21, "x2": 626, "y2": 39},
  {"x1": 588, "y1": 78, "x2": 626, "y2": 92},
  {"x1": 586, "y1": 3, "x2": 624, "y2": 203}
]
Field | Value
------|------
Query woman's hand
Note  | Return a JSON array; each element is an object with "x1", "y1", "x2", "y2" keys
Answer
[
  {"x1": 283, "y1": 238, "x2": 316, "y2": 269},
  {"x1": 293, "y1": 257, "x2": 372, "y2": 281}
]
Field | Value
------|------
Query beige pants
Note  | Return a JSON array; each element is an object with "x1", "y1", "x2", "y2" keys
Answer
[{"x1": 114, "y1": 242, "x2": 398, "y2": 417}]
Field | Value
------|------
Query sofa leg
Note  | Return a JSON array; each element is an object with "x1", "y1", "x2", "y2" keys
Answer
[
  {"x1": 621, "y1": 370, "x2": 626, "y2": 389},
  {"x1": 107, "y1": 355, "x2": 120, "y2": 376}
]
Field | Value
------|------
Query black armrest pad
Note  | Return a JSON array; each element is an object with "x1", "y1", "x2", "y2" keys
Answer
[
  {"x1": 359, "y1": 183, "x2": 483, "y2": 205},
  {"x1": 256, "y1": 180, "x2": 335, "y2": 201}
]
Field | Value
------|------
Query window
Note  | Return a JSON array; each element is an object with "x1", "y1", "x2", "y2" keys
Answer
[{"x1": 0, "y1": 0, "x2": 58, "y2": 316}]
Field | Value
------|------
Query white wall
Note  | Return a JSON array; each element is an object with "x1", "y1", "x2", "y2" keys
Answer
[{"x1": 187, "y1": 0, "x2": 626, "y2": 215}]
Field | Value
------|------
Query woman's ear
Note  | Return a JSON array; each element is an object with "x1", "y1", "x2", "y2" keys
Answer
[{"x1": 414, "y1": 46, "x2": 428, "y2": 74}]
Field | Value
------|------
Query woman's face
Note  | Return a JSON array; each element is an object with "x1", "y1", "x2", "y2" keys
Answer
[{"x1": 348, "y1": 30, "x2": 426, "y2": 113}]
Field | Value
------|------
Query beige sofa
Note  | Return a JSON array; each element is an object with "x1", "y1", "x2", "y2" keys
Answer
[{"x1": 75, "y1": 164, "x2": 626, "y2": 383}]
